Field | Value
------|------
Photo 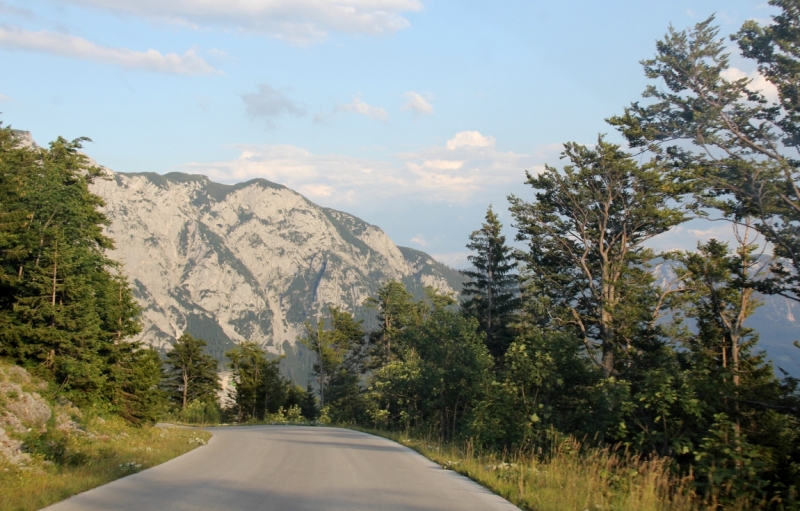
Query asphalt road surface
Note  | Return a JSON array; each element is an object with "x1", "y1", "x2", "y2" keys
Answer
[{"x1": 43, "y1": 426, "x2": 521, "y2": 511}]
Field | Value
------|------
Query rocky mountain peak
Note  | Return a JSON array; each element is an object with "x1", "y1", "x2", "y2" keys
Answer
[{"x1": 89, "y1": 170, "x2": 464, "y2": 379}]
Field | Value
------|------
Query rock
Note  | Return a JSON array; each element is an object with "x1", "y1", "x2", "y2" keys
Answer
[
  {"x1": 0, "y1": 411, "x2": 26, "y2": 434},
  {"x1": 0, "y1": 383, "x2": 51, "y2": 428},
  {"x1": 55, "y1": 412, "x2": 82, "y2": 434},
  {"x1": 1, "y1": 365, "x2": 31, "y2": 385},
  {"x1": 89, "y1": 171, "x2": 465, "y2": 379},
  {"x1": 54, "y1": 400, "x2": 83, "y2": 434},
  {"x1": 0, "y1": 426, "x2": 31, "y2": 466}
]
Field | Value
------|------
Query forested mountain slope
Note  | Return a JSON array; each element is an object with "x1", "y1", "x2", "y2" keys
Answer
[{"x1": 88, "y1": 169, "x2": 465, "y2": 379}]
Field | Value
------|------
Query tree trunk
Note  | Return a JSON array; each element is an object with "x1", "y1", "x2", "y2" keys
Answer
[
  {"x1": 51, "y1": 235, "x2": 58, "y2": 307},
  {"x1": 182, "y1": 369, "x2": 188, "y2": 410}
]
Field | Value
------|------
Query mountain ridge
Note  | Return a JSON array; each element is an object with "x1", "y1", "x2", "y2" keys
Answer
[{"x1": 89, "y1": 169, "x2": 466, "y2": 380}]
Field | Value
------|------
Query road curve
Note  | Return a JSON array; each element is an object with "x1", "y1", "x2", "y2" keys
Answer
[{"x1": 43, "y1": 426, "x2": 520, "y2": 511}]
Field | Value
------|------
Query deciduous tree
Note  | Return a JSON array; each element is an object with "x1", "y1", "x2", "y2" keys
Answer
[
  {"x1": 509, "y1": 137, "x2": 687, "y2": 378},
  {"x1": 164, "y1": 333, "x2": 220, "y2": 410}
]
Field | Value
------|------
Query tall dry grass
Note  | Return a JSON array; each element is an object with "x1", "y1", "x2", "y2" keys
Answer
[
  {"x1": 361, "y1": 429, "x2": 762, "y2": 511},
  {"x1": 0, "y1": 417, "x2": 211, "y2": 511}
]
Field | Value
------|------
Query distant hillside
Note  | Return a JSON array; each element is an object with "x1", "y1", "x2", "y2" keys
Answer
[{"x1": 89, "y1": 170, "x2": 464, "y2": 382}]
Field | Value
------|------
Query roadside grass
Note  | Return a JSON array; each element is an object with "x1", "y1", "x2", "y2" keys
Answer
[
  {"x1": 0, "y1": 418, "x2": 210, "y2": 511},
  {"x1": 354, "y1": 428, "x2": 760, "y2": 511}
]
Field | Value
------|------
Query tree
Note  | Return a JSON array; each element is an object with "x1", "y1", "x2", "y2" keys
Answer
[
  {"x1": 225, "y1": 341, "x2": 288, "y2": 423},
  {"x1": 608, "y1": 7, "x2": 800, "y2": 301},
  {"x1": 509, "y1": 137, "x2": 687, "y2": 378},
  {"x1": 163, "y1": 333, "x2": 220, "y2": 410},
  {"x1": 0, "y1": 124, "x2": 151, "y2": 416},
  {"x1": 111, "y1": 347, "x2": 166, "y2": 425},
  {"x1": 300, "y1": 306, "x2": 365, "y2": 407},
  {"x1": 461, "y1": 206, "x2": 519, "y2": 363},
  {"x1": 365, "y1": 281, "x2": 417, "y2": 367},
  {"x1": 656, "y1": 237, "x2": 800, "y2": 499},
  {"x1": 366, "y1": 289, "x2": 492, "y2": 439}
]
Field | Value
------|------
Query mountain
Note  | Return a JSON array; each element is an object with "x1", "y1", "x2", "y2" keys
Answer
[{"x1": 89, "y1": 171, "x2": 466, "y2": 381}]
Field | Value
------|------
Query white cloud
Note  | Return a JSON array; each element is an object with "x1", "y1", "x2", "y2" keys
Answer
[
  {"x1": 721, "y1": 67, "x2": 779, "y2": 103},
  {"x1": 240, "y1": 84, "x2": 305, "y2": 128},
  {"x1": 59, "y1": 0, "x2": 423, "y2": 45},
  {"x1": 337, "y1": 96, "x2": 388, "y2": 122},
  {"x1": 0, "y1": 26, "x2": 218, "y2": 74},
  {"x1": 402, "y1": 91, "x2": 433, "y2": 116},
  {"x1": 207, "y1": 48, "x2": 229, "y2": 59},
  {"x1": 411, "y1": 234, "x2": 428, "y2": 246},
  {"x1": 445, "y1": 131, "x2": 495, "y2": 150},
  {"x1": 177, "y1": 131, "x2": 539, "y2": 205},
  {"x1": 431, "y1": 252, "x2": 471, "y2": 269},
  {"x1": 0, "y1": 93, "x2": 9, "y2": 101}
]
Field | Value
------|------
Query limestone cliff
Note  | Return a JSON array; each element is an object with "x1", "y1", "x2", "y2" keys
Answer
[{"x1": 89, "y1": 171, "x2": 465, "y2": 377}]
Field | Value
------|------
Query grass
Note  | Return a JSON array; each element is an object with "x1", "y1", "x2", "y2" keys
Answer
[
  {"x1": 354, "y1": 428, "x2": 764, "y2": 511},
  {"x1": 0, "y1": 417, "x2": 211, "y2": 511}
]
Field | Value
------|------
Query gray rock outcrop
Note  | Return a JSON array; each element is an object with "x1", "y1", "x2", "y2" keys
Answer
[{"x1": 89, "y1": 171, "x2": 464, "y2": 377}]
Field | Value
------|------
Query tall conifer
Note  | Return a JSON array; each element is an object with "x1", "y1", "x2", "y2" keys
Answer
[{"x1": 461, "y1": 206, "x2": 518, "y2": 363}]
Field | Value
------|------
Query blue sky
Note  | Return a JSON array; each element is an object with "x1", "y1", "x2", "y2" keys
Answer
[{"x1": 0, "y1": 0, "x2": 777, "y2": 267}]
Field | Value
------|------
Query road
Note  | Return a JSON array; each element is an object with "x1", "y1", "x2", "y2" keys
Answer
[{"x1": 43, "y1": 426, "x2": 520, "y2": 511}]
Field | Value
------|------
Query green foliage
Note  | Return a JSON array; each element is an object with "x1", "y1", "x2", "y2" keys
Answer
[
  {"x1": 0, "y1": 124, "x2": 161, "y2": 423},
  {"x1": 180, "y1": 399, "x2": 221, "y2": 425},
  {"x1": 608, "y1": 6, "x2": 800, "y2": 302},
  {"x1": 365, "y1": 280, "x2": 418, "y2": 366},
  {"x1": 299, "y1": 306, "x2": 366, "y2": 409},
  {"x1": 473, "y1": 328, "x2": 603, "y2": 450},
  {"x1": 461, "y1": 206, "x2": 519, "y2": 365},
  {"x1": 376, "y1": 307, "x2": 491, "y2": 439},
  {"x1": 508, "y1": 137, "x2": 686, "y2": 379},
  {"x1": 162, "y1": 333, "x2": 220, "y2": 410},
  {"x1": 224, "y1": 341, "x2": 314, "y2": 423}
]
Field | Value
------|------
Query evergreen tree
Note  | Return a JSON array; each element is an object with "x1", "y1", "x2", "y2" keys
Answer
[
  {"x1": 461, "y1": 206, "x2": 518, "y2": 363},
  {"x1": 300, "y1": 382, "x2": 319, "y2": 420},
  {"x1": 163, "y1": 333, "x2": 220, "y2": 410},
  {"x1": 112, "y1": 347, "x2": 166, "y2": 425},
  {"x1": 0, "y1": 124, "x2": 150, "y2": 415}
]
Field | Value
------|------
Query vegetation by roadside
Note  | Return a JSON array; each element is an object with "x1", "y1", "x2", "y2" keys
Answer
[
  {"x1": 0, "y1": 418, "x2": 210, "y2": 511},
  {"x1": 0, "y1": 361, "x2": 211, "y2": 511},
  {"x1": 356, "y1": 428, "x2": 763, "y2": 511}
]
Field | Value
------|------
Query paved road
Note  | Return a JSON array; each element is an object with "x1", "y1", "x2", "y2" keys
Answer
[{"x1": 44, "y1": 426, "x2": 520, "y2": 511}]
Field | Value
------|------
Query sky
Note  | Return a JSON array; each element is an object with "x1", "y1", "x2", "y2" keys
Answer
[{"x1": 0, "y1": 0, "x2": 779, "y2": 268}]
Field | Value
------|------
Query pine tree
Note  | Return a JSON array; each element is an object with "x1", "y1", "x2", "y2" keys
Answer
[
  {"x1": 461, "y1": 206, "x2": 518, "y2": 363},
  {"x1": 225, "y1": 341, "x2": 287, "y2": 422},
  {"x1": 163, "y1": 333, "x2": 220, "y2": 410}
]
